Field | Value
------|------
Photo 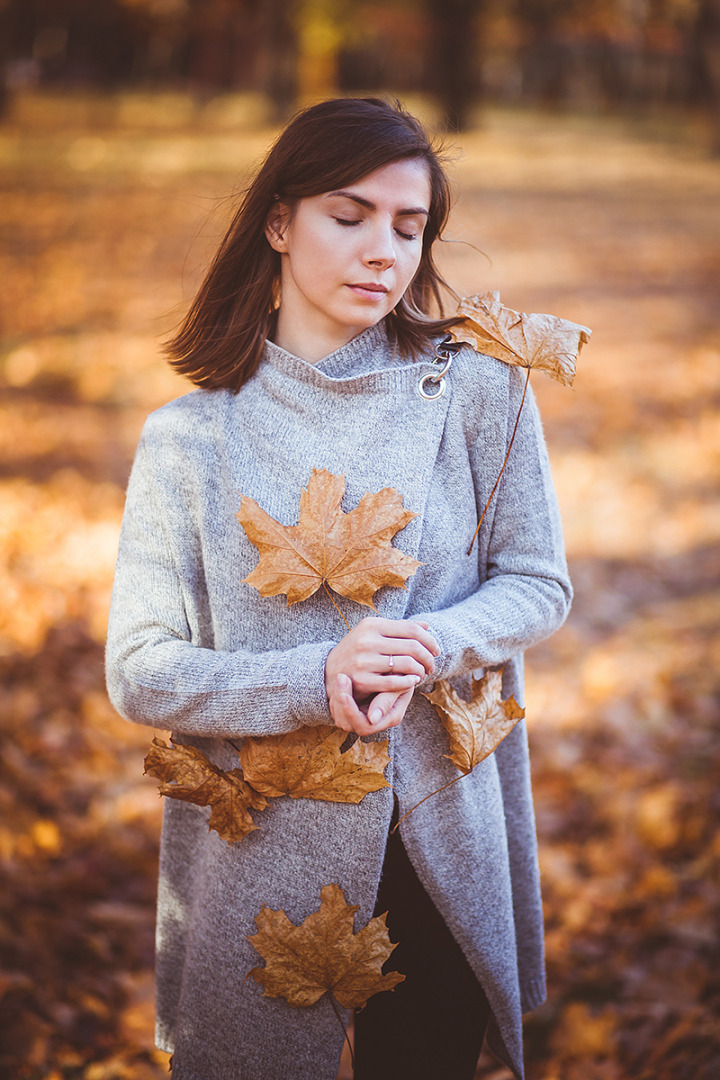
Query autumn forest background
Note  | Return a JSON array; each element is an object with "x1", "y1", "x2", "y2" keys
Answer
[{"x1": 1, "y1": 1, "x2": 719, "y2": 1078}]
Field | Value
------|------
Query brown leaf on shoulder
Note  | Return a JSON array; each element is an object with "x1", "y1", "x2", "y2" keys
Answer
[
  {"x1": 238, "y1": 727, "x2": 390, "y2": 804},
  {"x1": 450, "y1": 291, "x2": 591, "y2": 386},
  {"x1": 424, "y1": 670, "x2": 525, "y2": 775},
  {"x1": 236, "y1": 468, "x2": 421, "y2": 609},
  {"x1": 144, "y1": 737, "x2": 268, "y2": 845},
  {"x1": 247, "y1": 882, "x2": 405, "y2": 1010}
]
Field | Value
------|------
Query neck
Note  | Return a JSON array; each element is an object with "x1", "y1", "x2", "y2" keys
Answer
[{"x1": 271, "y1": 305, "x2": 371, "y2": 365}]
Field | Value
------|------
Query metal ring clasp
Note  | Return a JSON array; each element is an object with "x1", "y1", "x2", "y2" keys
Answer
[
  {"x1": 417, "y1": 335, "x2": 460, "y2": 400},
  {"x1": 418, "y1": 371, "x2": 447, "y2": 399}
]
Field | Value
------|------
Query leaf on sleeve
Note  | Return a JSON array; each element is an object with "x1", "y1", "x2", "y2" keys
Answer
[
  {"x1": 424, "y1": 670, "x2": 525, "y2": 775},
  {"x1": 236, "y1": 468, "x2": 421, "y2": 610},
  {"x1": 238, "y1": 727, "x2": 390, "y2": 804},
  {"x1": 450, "y1": 290, "x2": 591, "y2": 386},
  {"x1": 247, "y1": 882, "x2": 405, "y2": 1010},
  {"x1": 144, "y1": 737, "x2": 268, "y2": 845}
]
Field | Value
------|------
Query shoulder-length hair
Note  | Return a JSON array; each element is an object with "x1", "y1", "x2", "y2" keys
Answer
[{"x1": 166, "y1": 97, "x2": 461, "y2": 392}]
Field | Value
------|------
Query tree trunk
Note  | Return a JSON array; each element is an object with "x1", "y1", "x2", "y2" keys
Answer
[
  {"x1": 259, "y1": 0, "x2": 299, "y2": 120},
  {"x1": 692, "y1": 0, "x2": 720, "y2": 154},
  {"x1": 425, "y1": 0, "x2": 483, "y2": 132}
]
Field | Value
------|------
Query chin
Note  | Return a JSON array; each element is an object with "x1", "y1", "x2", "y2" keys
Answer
[{"x1": 343, "y1": 308, "x2": 391, "y2": 333}]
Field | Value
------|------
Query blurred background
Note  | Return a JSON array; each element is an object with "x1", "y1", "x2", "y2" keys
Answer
[{"x1": 0, "y1": 2, "x2": 719, "y2": 1079}]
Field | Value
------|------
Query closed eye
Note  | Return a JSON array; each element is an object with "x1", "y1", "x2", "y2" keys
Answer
[{"x1": 334, "y1": 217, "x2": 418, "y2": 241}]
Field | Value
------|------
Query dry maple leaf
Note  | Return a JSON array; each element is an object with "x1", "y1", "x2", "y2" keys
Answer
[
  {"x1": 450, "y1": 291, "x2": 591, "y2": 554},
  {"x1": 144, "y1": 737, "x2": 268, "y2": 845},
  {"x1": 247, "y1": 883, "x2": 405, "y2": 1010},
  {"x1": 236, "y1": 468, "x2": 420, "y2": 610},
  {"x1": 450, "y1": 291, "x2": 591, "y2": 386},
  {"x1": 424, "y1": 670, "x2": 525, "y2": 775},
  {"x1": 239, "y1": 727, "x2": 390, "y2": 804}
]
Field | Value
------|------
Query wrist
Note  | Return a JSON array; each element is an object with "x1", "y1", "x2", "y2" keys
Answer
[{"x1": 324, "y1": 646, "x2": 339, "y2": 699}]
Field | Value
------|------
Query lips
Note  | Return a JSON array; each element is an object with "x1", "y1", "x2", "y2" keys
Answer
[{"x1": 347, "y1": 283, "x2": 389, "y2": 299}]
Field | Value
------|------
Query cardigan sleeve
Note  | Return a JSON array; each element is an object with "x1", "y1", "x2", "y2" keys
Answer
[
  {"x1": 105, "y1": 428, "x2": 336, "y2": 739},
  {"x1": 417, "y1": 368, "x2": 572, "y2": 682}
]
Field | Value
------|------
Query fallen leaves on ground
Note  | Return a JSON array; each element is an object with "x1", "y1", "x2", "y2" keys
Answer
[
  {"x1": 239, "y1": 728, "x2": 390, "y2": 804},
  {"x1": 237, "y1": 468, "x2": 420, "y2": 610},
  {"x1": 450, "y1": 290, "x2": 591, "y2": 386},
  {"x1": 247, "y1": 883, "x2": 404, "y2": 1009},
  {"x1": 2, "y1": 102, "x2": 719, "y2": 1080},
  {"x1": 424, "y1": 671, "x2": 525, "y2": 775},
  {"x1": 143, "y1": 738, "x2": 268, "y2": 845}
]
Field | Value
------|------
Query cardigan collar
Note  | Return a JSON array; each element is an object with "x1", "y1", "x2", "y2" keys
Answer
[{"x1": 261, "y1": 320, "x2": 418, "y2": 386}]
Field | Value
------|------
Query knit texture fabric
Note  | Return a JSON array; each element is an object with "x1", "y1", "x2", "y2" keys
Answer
[{"x1": 106, "y1": 322, "x2": 572, "y2": 1079}]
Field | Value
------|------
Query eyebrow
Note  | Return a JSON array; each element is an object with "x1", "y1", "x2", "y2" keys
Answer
[{"x1": 326, "y1": 190, "x2": 429, "y2": 217}]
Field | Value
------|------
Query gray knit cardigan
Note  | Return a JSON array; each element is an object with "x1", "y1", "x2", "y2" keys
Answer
[{"x1": 106, "y1": 321, "x2": 572, "y2": 1080}]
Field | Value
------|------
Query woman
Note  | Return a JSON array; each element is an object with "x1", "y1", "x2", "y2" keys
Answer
[{"x1": 106, "y1": 97, "x2": 572, "y2": 1080}]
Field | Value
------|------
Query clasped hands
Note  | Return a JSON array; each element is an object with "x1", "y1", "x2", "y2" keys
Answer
[{"x1": 324, "y1": 617, "x2": 440, "y2": 735}]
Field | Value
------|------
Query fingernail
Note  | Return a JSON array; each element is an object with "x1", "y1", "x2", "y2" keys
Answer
[
  {"x1": 369, "y1": 708, "x2": 382, "y2": 724},
  {"x1": 412, "y1": 675, "x2": 421, "y2": 684}
]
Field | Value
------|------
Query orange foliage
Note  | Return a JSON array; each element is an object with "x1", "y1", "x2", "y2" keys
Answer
[
  {"x1": 142, "y1": 727, "x2": 390, "y2": 846},
  {"x1": 237, "y1": 468, "x2": 420, "y2": 613},
  {"x1": 424, "y1": 671, "x2": 525, "y2": 776},
  {"x1": 248, "y1": 883, "x2": 405, "y2": 1010},
  {"x1": 1, "y1": 98, "x2": 719, "y2": 1080}
]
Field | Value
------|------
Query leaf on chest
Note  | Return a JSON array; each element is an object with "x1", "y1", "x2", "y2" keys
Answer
[
  {"x1": 247, "y1": 882, "x2": 405, "y2": 1010},
  {"x1": 450, "y1": 291, "x2": 591, "y2": 387},
  {"x1": 424, "y1": 670, "x2": 525, "y2": 775},
  {"x1": 236, "y1": 467, "x2": 421, "y2": 609},
  {"x1": 144, "y1": 727, "x2": 390, "y2": 846},
  {"x1": 144, "y1": 737, "x2": 268, "y2": 845},
  {"x1": 239, "y1": 727, "x2": 390, "y2": 804}
]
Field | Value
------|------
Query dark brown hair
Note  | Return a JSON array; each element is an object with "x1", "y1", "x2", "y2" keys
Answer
[{"x1": 166, "y1": 97, "x2": 461, "y2": 391}]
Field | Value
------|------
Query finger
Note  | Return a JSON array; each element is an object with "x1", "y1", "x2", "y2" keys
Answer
[
  {"x1": 331, "y1": 675, "x2": 388, "y2": 736},
  {"x1": 383, "y1": 688, "x2": 414, "y2": 728},
  {"x1": 380, "y1": 654, "x2": 426, "y2": 679},
  {"x1": 353, "y1": 673, "x2": 423, "y2": 696},
  {"x1": 367, "y1": 692, "x2": 389, "y2": 726},
  {"x1": 330, "y1": 674, "x2": 365, "y2": 731},
  {"x1": 351, "y1": 647, "x2": 428, "y2": 680},
  {"x1": 381, "y1": 621, "x2": 441, "y2": 656},
  {"x1": 358, "y1": 617, "x2": 440, "y2": 655},
  {"x1": 367, "y1": 689, "x2": 400, "y2": 725},
  {"x1": 379, "y1": 641, "x2": 435, "y2": 676},
  {"x1": 344, "y1": 623, "x2": 438, "y2": 677},
  {"x1": 367, "y1": 688, "x2": 414, "y2": 731}
]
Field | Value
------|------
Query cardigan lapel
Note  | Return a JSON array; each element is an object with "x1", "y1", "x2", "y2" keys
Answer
[{"x1": 238, "y1": 344, "x2": 454, "y2": 624}]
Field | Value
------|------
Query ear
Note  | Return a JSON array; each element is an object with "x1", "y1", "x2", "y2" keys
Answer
[{"x1": 265, "y1": 201, "x2": 291, "y2": 253}]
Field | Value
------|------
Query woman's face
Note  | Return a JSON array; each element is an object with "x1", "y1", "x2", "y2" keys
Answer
[{"x1": 266, "y1": 158, "x2": 431, "y2": 360}]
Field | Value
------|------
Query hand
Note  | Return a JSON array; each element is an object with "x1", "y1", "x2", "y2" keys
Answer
[
  {"x1": 325, "y1": 617, "x2": 440, "y2": 703},
  {"x1": 329, "y1": 676, "x2": 415, "y2": 735}
]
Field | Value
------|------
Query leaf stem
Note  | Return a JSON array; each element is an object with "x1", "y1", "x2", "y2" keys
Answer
[
  {"x1": 322, "y1": 581, "x2": 351, "y2": 630},
  {"x1": 391, "y1": 769, "x2": 468, "y2": 833},
  {"x1": 466, "y1": 366, "x2": 531, "y2": 556},
  {"x1": 329, "y1": 993, "x2": 354, "y2": 1069}
]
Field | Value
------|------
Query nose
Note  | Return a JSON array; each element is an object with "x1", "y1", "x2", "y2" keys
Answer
[{"x1": 363, "y1": 219, "x2": 396, "y2": 269}]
